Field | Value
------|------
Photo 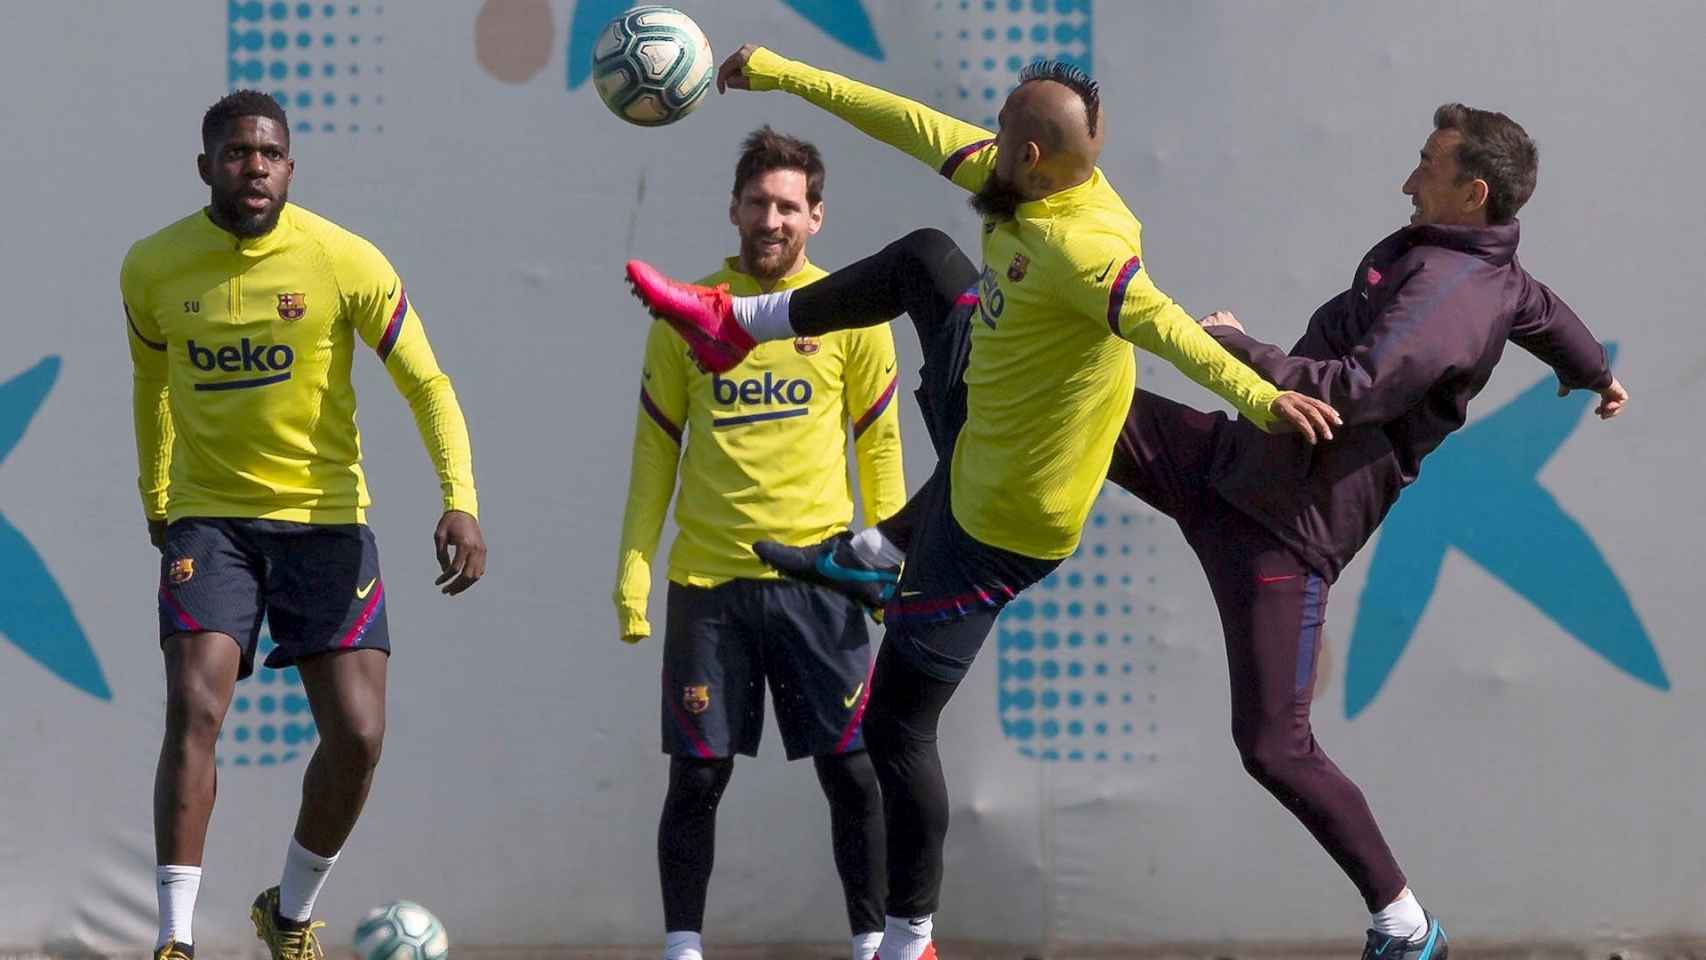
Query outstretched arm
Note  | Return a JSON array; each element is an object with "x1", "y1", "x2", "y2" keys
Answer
[
  {"x1": 719, "y1": 44, "x2": 999, "y2": 194},
  {"x1": 1508, "y1": 267, "x2": 1626, "y2": 419}
]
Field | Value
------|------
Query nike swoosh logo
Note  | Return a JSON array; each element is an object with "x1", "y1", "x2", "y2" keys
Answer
[
  {"x1": 900, "y1": 590, "x2": 922, "y2": 598},
  {"x1": 1094, "y1": 259, "x2": 1116, "y2": 283},
  {"x1": 843, "y1": 682, "x2": 864, "y2": 709},
  {"x1": 816, "y1": 552, "x2": 893, "y2": 584},
  {"x1": 642, "y1": 368, "x2": 651, "y2": 380},
  {"x1": 883, "y1": 361, "x2": 895, "y2": 373},
  {"x1": 356, "y1": 577, "x2": 377, "y2": 599},
  {"x1": 386, "y1": 279, "x2": 398, "y2": 299},
  {"x1": 1256, "y1": 574, "x2": 1298, "y2": 585}
]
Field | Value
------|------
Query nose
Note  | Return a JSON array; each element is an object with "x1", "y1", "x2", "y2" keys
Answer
[
  {"x1": 761, "y1": 205, "x2": 784, "y2": 230},
  {"x1": 242, "y1": 152, "x2": 269, "y2": 178},
  {"x1": 1400, "y1": 168, "x2": 1419, "y2": 196}
]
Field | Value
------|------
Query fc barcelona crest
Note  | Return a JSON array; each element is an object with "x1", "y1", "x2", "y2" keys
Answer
[
  {"x1": 276, "y1": 292, "x2": 307, "y2": 322},
  {"x1": 794, "y1": 336, "x2": 820, "y2": 356},
  {"x1": 683, "y1": 684, "x2": 711, "y2": 715},
  {"x1": 1007, "y1": 253, "x2": 1030, "y2": 282},
  {"x1": 168, "y1": 558, "x2": 195, "y2": 585}
]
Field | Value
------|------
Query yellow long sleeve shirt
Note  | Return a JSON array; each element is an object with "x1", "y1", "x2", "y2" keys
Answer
[
  {"x1": 744, "y1": 48, "x2": 1281, "y2": 559},
  {"x1": 122, "y1": 204, "x2": 477, "y2": 524}
]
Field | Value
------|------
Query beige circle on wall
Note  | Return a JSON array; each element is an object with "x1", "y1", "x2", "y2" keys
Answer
[{"x1": 475, "y1": 0, "x2": 555, "y2": 85}]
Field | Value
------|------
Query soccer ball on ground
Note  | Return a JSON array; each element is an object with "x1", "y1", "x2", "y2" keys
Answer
[
  {"x1": 591, "y1": 5, "x2": 715, "y2": 126},
  {"x1": 353, "y1": 901, "x2": 449, "y2": 960}
]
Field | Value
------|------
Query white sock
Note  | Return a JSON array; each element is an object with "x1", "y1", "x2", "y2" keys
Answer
[
  {"x1": 877, "y1": 914, "x2": 932, "y2": 960},
  {"x1": 277, "y1": 837, "x2": 339, "y2": 922},
  {"x1": 851, "y1": 527, "x2": 905, "y2": 567},
  {"x1": 155, "y1": 865, "x2": 201, "y2": 948},
  {"x1": 730, "y1": 289, "x2": 794, "y2": 342},
  {"x1": 852, "y1": 931, "x2": 883, "y2": 960},
  {"x1": 663, "y1": 930, "x2": 703, "y2": 960},
  {"x1": 1370, "y1": 888, "x2": 1428, "y2": 941}
]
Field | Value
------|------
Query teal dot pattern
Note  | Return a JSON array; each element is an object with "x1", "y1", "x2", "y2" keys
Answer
[
  {"x1": 216, "y1": 631, "x2": 318, "y2": 768},
  {"x1": 998, "y1": 487, "x2": 1160, "y2": 765},
  {"x1": 227, "y1": 1, "x2": 386, "y2": 135},
  {"x1": 928, "y1": 0, "x2": 1092, "y2": 128}
]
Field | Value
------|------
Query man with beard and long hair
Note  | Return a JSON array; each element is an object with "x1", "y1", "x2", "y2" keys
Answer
[
  {"x1": 625, "y1": 49, "x2": 1340, "y2": 960},
  {"x1": 123, "y1": 90, "x2": 486, "y2": 960},
  {"x1": 615, "y1": 126, "x2": 904, "y2": 960}
]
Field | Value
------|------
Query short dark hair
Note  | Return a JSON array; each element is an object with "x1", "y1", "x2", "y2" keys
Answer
[
  {"x1": 1019, "y1": 59, "x2": 1100, "y2": 138},
  {"x1": 1432, "y1": 103, "x2": 1537, "y2": 224},
  {"x1": 202, "y1": 90, "x2": 290, "y2": 151},
  {"x1": 731, "y1": 126, "x2": 825, "y2": 205}
]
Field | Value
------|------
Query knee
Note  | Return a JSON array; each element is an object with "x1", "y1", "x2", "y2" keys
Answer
[
  {"x1": 897, "y1": 227, "x2": 957, "y2": 263},
  {"x1": 322, "y1": 713, "x2": 386, "y2": 774},
  {"x1": 666, "y1": 758, "x2": 733, "y2": 813},
  {"x1": 814, "y1": 752, "x2": 881, "y2": 809},
  {"x1": 1234, "y1": 724, "x2": 1304, "y2": 789},
  {"x1": 164, "y1": 683, "x2": 227, "y2": 750}
]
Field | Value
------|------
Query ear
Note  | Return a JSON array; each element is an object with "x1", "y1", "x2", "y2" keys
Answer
[
  {"x1": 197, "y1": 153, "x2": 212, "y2": 187},
  {"x1": 1022, "y1": 140, "x2": 1043, "y2": 170},
  {"x1": 285, "y1": 156, "x2": 295, "y2": 185},
  {"x1": 1464, "y1": 177, "x2": 1490, "y2": 214},
  {"x1": 728, "y1": 197, "x2": 739, "y2": 227},
  {"x1": 806, "y1": 200, "x2": 824, "y2": 236}
]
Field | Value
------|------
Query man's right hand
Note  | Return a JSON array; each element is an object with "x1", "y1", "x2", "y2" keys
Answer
[
  {"x1": 148, "y1": 519, "x2": 166, "y2": 551},
  {"x1": 1267, "y1": 392, "x2": 1341, "y2": 444},
  {"x1": 716, "y1": 43, "x2": 760, "y2": 93}
]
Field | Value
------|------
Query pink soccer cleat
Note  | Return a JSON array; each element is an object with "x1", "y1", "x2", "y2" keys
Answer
[{"x1": 625, "y1": 260, "x2": 756, "y2": 374}]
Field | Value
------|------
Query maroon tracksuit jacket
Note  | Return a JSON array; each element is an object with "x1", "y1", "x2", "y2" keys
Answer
[{"x1": 1206, "y1": 220, "x2": 1613, "y2": 580}]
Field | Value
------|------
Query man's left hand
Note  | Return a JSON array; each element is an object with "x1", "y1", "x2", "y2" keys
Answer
[{"x1": 433, "y1": 510, "x2": 487, "y2": 596}]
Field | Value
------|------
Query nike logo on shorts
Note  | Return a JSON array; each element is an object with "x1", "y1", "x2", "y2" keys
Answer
[
  {"x1": 1255, "y1": 574, "x2": 1298, "y2": 585},
  {"x1": 356, "y1": 577, "x2": 378, "y2": 598},
  {"x1": 843, "y1": 682, "x2": 865, "y2": 709}
]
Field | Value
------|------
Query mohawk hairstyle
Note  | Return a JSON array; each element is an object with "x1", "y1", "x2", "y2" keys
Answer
[
  {"x1": 202, "y1": 89, "x2": 289, "y2": 150},
  {"x1": 1019, "y1": 59, "x2": 1100, "y2": 137}
]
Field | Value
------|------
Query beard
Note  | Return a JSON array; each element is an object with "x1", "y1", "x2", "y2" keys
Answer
[
  {"x1": 212, "y1": 189, "x2": 287, "y2": 238},
  {"x1": 969, "y1": 169, "x2": 1024, "y2": 221},
  {"x1": 739, "y1": 230, "x2": 806, "y2": 283}
]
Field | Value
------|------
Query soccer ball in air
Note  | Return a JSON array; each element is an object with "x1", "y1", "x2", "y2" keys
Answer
[
  {"x1": 353, "y1": 901, "x2": 449, "y2": 960},
  {"x1": 591, "y1": 5, "x2": 715, "y2": 126}
]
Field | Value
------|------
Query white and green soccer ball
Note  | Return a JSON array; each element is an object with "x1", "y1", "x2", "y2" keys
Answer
[
  {"x1": 591, "y1": 5, "x2": 715, "y2": 126},
  {"x1": 353, "y1": 900, "x2": 448, "y2": 960}
]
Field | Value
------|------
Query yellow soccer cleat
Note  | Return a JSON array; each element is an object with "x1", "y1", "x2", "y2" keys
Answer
[{"x1": 250, "y1": 886, "x2": 326, "y2": 960}]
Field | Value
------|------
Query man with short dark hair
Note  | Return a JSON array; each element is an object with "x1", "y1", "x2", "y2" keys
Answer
[
  {"x1": 1124, "y1": 104, "x2": 1622, "y2": 958},
  {"x1": 615, "y1": 125, "x2": 902, "y2": 960},
  {"x1": 125, "y1": 90, "x2": 486, "y2": 960}
]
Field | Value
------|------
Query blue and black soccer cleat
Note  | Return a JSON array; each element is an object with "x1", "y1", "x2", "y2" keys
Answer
[
  {"x1": 1360, "y1": 912, "x2": 1447, "y2": 960},
  {"x1": 753, "y1": 532, "x2": 900, "y2": 611}
]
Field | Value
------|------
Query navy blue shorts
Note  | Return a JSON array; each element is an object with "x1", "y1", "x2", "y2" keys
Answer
[
  {"x1": 661, "y1": 579, "x2": 873, "y2": 761},
  {"x1": 878, "y1": 281, "x2": 1058, "y2": 682},
  {"x1": 157, "y1": 517, "x2": 390, "y2": 680}
]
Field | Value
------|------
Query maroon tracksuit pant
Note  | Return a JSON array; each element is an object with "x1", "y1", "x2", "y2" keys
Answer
[{"x1": 1108, "y1": 388, "x2": 1407, "y2": 912}]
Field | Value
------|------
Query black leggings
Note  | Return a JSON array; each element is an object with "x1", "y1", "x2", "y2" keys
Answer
[
  {"x1": 657, "y1": 753, "x2": 886, "y2": 934},
  {"x1": 790, "y1": 227, "x2": 979, "y2": 511}
]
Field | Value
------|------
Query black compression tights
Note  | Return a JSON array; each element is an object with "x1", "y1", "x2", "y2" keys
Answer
[
  {"x1": 861, "y1": 639, "x2": 961, "y2": 919},
  {"x1": 657, "y1": 753, "x2": 886, "y2": 934}
]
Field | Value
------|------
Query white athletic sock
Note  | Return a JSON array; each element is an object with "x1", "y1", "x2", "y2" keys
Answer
[
  {"x1": 852, "y1": 931, "x2": 883, "y2": 960},
  {"x1": 155, "y1": 864, "x2": 202, "y2": 948},
  {"x1": 277, "y1": 837, "x2": 339, "y2": 922},
  {"x1": 1370, "y1": 888, "x2": 1427, "y2": 941},
  {"x1": 663, "y1": 930, "x2": 703, "y2": 960},
  {"x1": 850, "y1": 527, "x2": 905, "y2": 567},
  {"x1": 876, "y1": 914, "x2": 932, "y2": 960},
  {"x1": 730, "y1": 289, "x2": 794, "y2": 342}
]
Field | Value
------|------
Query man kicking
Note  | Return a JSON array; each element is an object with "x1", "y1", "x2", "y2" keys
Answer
[
  {"x1": 627, "y1": 46, "x2": 1339, "y2": 960},
  {"x1": 773, "y1": 103, "x2": 1625, "y2": 959}
]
